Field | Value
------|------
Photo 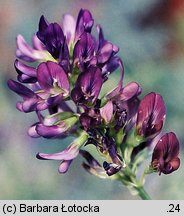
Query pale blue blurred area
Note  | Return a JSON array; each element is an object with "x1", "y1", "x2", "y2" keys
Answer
[{"x1": 1, "y1": 0, "x2": 184, "y2": 199}]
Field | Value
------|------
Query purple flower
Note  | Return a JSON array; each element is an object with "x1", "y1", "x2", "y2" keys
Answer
[
  {"x1": 107, "y1": 79, "x2": 142, "y2": 131},
  {"x1": 37, "y1": 143, "x2": 79, "y2": 173},
  {"x1": 136, "y1": 92, "x2": 166, "y2": 139},
  {"x1": 35, "y1": 112, "x2": 78, "y2": 138},
  {"x1": 8, "y1": 61, "x2": 70, "y2": 112},
  {"x1": 37, "y1": 131, "x2": 88, "y2": 173},
  {"x1": 71, "y1": 67, "x2": 103, "y2": 105},
  {"x1": 7, "y1": 79, "x2": 47, "y2": 112},
  {"x1": 96, "y1": 25, "x2": 119, "y2": 79},
  {"x1": 75, "y1": 9, "x2": 94, "y2": 39},
  {"x1": 62, "y1": 13, "x2": 76, "y2": 46},
  {"x1": 16, "y1": 34, "x2": 54, "y2": 63},
  {"x1": 37, "y1": 16, "x2": 66, "y2": 60},
  {"x1": 73, "y1": 24, "x2": 120, "y2": 75},
  {"x1": 73, "y1": 32, "x2": 96, "y2": 71},
  {"x1": 101, "y1": 136, "x2": 123, "y2": 176},
  {"x1": 37, "y1": 61, "x2": 70, "y2": 105},
  {"x1": 8, "y1": 8, "x2": 181, "y2": 184},
  {"x1": 100, "y1": 100, "x2": 113, "y2": 124},
  {"x1": 15, "y1": 59, "x2": 37, "y2": 83},
  {"x1": 79, "y1": 108, "x2": 102, "y2": 131},
  {"x1": 151, "y1": 132, "x2": 180, "y2": 175}
]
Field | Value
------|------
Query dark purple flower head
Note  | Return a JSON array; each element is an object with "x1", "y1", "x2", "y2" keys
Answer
[
  {"x1": 151, "y1": 132, "x2": 180, "y2": 175},
  {"x1": 136, "y1": 92, "x2": 166, "y2": 139},
  {"x1": 71, "y1": 67, "x2": 103, "y2": 106},
  {"x1": 9, "y1": 8, "x2": 180, "y2": 184}
]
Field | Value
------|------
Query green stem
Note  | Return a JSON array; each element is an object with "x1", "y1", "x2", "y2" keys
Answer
[
  {"x1": 134, "y1": 186, "x2": 151, "y2": 200},
  {"x1": 118, "y1": 168, "x2": 151, "y2": 200}
]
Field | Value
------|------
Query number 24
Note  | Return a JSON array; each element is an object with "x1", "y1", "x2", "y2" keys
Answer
[{"x1": 168, "y1": 204, "x2": 180, "y2": 212}]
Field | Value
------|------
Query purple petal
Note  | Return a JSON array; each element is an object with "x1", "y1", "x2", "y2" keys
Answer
[
  {"x1": 152, "y1": 132, "x2": 180, "y2": 174},
  {"x1": 47, "y1": 95, "x2": 64, "y2": 106},
  {"x1": 103, "y1": 161, "x2": 122, "y2": 176},
  {"x1": 58, "y1": 160, "x2": 73, "y2": 173},
  {"x1": 22, "y1": 97, "x2": 39, "y2": 112},
  {"x1": 96, "y1": 24, "x2": 119, "y2": 55},
  {"x1": 58, "y1": 38, "x2": 70, "y2": 73},
  {"x1": 36, "y1": 101, "x2": 48, "y2": 111},
  {"x1": 45, "y1": 22, "x2": 64, "y2": 43},
  {"x1": 71, "y1": 87, "x2": 84, "y2": 104},
  {"x1": 98, "y1": 42, "x2": 113, "y2": 64},
  {"x1": 28, "y1": 124, "x2": 41, "y2": 138},
  {"x1": 73, "y1": 32, "x2": 96, "y2": 67},
  {"x1": 32, "y1": 34, "x2": 45, "y2": 50},
  {"x1": 36, "y1": 123, "x2": 67, "y2": 138},
  {"x1": 136, "y1": 92, "x2": 166, "y2": 138},
  {"x1": 15, "y1": 59, "x2": 37, "y2": 83},
  {"x1": 96, "y1": 24, "x2": 105, "y2": 49},
  {"x1": 16, "y1": 35, "x2": 35, "y2": 62},
  {"x1": 17, "y1": 74, "x2": 37, "y2": 83},
  {"x1": 15, "y1": 59, "x2": 37, "y2": 78},
  {"x1": 62, "y1": 14, "x2": 76, "y2": 43},
  {"x1": 76, "y1": 67, "x2": 103, "y2": 103},
  {"x1": 37, "y1": 144, "x2": 79, "y2": 160},
  {"x1": 39, "y1": 15, "x2": 49, "y2": 31},
  {"x1": 152, "y1": 132, "x2": 179, "y2": 162},
  {"x1": 118, "y1": 82, "x2": 142, "y2": 101},
  {"x1": 37, "y1": 15, "x2": 50, "y2": 42},
  {"x1": 7, "y1": 79, "x2": 35, "y2": 99},
  {"x1": 82, "y1": 9, "x2": 94, "y2": 31},
  {"x1": 45, "y1": 23, "x2": 64, "y2": 58},
  {"x1": 75, "y1": 9, "x2": 94, "y2": 39},
  {"x1": 16, "y1": 102, "x2": 24, "y2": 112},
  {"x1": 37, "y1": 61, "x2": 69, "y2": 91},
  {"x1": 100, "y1": 100, "x2": 113, "y2": 123},
  {"x1": 79, "y1": 113, "x2": 93, "y2": 131},
  {"x1": 15, "y1": 98, "x2": 39, "y2": 113},
  {"x1": 102, "y1": 56, "x2": 120, "y2": 75}
]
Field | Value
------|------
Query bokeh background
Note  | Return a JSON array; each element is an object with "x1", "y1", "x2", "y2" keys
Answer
[{"x1": 1, "y1": 0, "x2": 184, "y2": 199}]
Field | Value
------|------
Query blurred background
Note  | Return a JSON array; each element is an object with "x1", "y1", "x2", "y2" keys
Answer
[{"x1": 1, "y1": 0, "x2": 184, "y2": 199}]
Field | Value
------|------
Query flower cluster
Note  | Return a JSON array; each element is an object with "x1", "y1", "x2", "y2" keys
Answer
[{"x1": 8, "y1": 9, "x2": 180, "y2": 197}]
